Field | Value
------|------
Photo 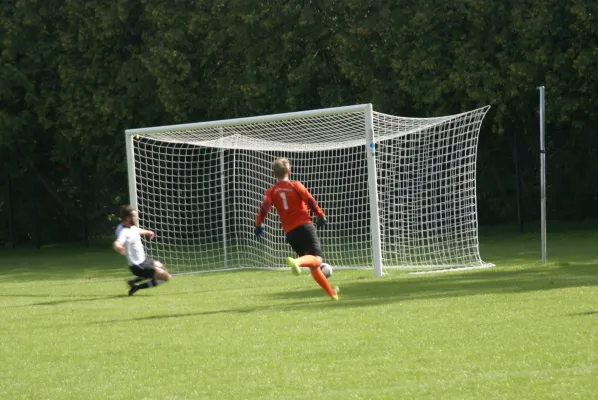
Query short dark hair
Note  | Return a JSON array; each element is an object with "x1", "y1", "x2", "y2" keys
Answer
[{"x1": 120, "y1": 205, "x2": 135, "y2": 220}]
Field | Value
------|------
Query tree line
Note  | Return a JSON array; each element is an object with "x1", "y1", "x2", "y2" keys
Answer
[{"x1": 1, "y1": 0, "x2": 597, "y2": 246}]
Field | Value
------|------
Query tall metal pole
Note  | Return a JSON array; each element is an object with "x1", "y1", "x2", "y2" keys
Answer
[{"x1": 538, "y1": 86, "x2": 547, "y2": 264}]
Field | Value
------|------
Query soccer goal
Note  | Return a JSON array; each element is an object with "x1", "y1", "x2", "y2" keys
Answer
[{"x1": 125, "y1": 104, "x2": 493, "y2": 276}]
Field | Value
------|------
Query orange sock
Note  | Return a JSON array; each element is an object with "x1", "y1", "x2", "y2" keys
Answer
[
  {"x1": 296, "y1": 255, "x2": 320, "y2": 268},
  {"x1": 310, "y1": 267, "x2": 336, "y2": 297}
]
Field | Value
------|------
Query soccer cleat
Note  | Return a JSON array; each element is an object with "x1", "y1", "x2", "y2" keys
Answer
[
  {"x1": 331, "y1": 286, "x2": 340, "y2": 301},
  {"x1": 128, "y1": 284, "x2": 140, "y2": 296},
  {"x1": 285, "y1": 257, "x2": 301, "y2": 275}
]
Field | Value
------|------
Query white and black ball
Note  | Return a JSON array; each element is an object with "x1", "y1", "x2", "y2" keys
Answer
[{"x1": 320, "y1": 263, "x2": 333, "y2": 278}]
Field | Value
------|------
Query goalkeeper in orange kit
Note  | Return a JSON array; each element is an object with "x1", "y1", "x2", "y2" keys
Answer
[{"x1": 255, "y1": 158, "x2": 339, "y2": 301}]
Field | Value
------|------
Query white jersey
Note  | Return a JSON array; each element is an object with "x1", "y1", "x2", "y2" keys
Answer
[{"x1": 115, "y1": 224, "x2": 146, "y2": 266}]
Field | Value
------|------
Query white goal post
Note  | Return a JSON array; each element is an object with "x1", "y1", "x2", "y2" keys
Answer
[{"x1": 125, "y1": 104, "x2": 493, "y2": 276}]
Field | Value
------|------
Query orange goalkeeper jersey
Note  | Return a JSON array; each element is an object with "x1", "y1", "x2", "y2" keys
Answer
[{"x1": 256, "y1": 180, "x2": 325, "y2": 233}]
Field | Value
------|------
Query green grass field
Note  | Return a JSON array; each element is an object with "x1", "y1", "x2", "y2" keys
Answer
[{"x1": 1, "y1": 228, "x2": 597, "y2": 399}]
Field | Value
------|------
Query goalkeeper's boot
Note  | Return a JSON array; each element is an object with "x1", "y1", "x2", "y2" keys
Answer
[
  {"x1": 285, "y1": 257, "x2": 302, "y2": 276},
  {"x1": 331, "y1": 285, "x2": 340, "y2": 301}
]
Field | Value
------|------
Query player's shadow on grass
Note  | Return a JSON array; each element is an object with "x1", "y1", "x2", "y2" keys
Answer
[{"x1": 272, "y1": 261, "x2": 598, "y2": 308}]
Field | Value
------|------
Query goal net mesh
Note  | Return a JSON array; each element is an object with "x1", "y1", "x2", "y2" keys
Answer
[{"x1": 129, "y1": 105, "x2": 491, "y2": 273}]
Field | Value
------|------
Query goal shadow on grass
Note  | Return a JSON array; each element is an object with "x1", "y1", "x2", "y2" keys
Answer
[{"x1": 271, "y1": 261, "x2": 598, "y2": 308}]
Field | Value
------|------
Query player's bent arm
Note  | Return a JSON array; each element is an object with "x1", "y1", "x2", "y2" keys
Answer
[
  {"x1": 139, "y1": 229, "x2": 155, "y2": 240},
  {"x1": 113, "y1": 240, "x2": 126, "y2": 256}
]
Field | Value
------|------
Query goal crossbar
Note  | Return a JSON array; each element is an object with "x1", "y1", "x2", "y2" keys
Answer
[{"x1": 126, "y1": 104, "x2": 369, "y2": 136}]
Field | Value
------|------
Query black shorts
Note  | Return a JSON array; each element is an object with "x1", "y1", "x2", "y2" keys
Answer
[
  {"x1": 285, "y1": 223, "x2": 322, "y2": 257},
  {"x1": 129, "y1": 258, "x2": 155, "y2": 279}
]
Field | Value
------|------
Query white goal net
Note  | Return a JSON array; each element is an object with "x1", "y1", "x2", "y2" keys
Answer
[{"x1": 125, "y1": 104, "x2": 492, "y2": 275}]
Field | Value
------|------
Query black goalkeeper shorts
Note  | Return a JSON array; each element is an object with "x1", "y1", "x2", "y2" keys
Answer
[{"x1": 285, "y1": 223, "x2": 322, "y2": 257}]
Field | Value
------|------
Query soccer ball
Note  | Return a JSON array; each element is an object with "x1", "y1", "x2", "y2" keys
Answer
[{"x1": 320, "y1": 263, "x2": 333, "y2": 278}]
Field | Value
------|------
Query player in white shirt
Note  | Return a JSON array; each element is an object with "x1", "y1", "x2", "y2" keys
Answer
[{"x1": 113, "y1": 205, "x2": 172, "y2": 296}]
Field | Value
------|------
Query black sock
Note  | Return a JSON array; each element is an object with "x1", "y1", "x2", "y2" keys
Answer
[
  {"x1": 137, "y1": 279, "x2": 166, "y2": 289},
  {"x1": 128, "y1": 276, "x2": 144, "y2": 285}
]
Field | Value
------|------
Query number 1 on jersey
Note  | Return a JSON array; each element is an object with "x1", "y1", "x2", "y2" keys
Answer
[{"x1": 280, "y1": 192, "x2": 289, "y2": 210}]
